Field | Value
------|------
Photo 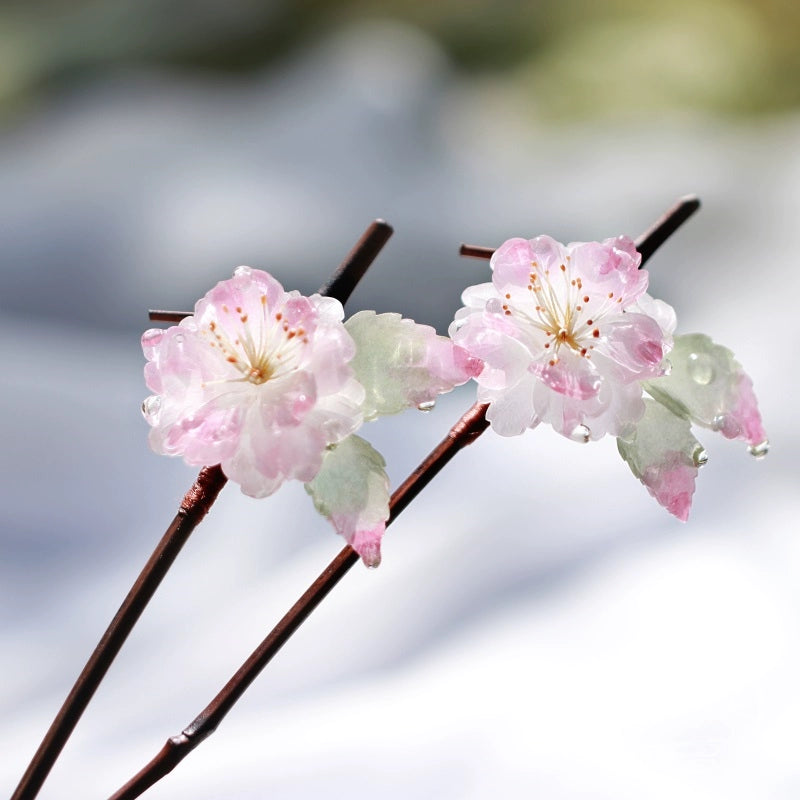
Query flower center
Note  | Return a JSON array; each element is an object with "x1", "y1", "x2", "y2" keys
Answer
[
  {"x1": 500, "y1": 259, "x2": 616, "y2": 363},
  {"x1": 203, "y1": 297, "x2": 309, "y2": 386}
]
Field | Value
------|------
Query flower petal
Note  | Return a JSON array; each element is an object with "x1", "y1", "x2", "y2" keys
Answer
[
  {"x1": 617, "y1": 398, "x2": 705, "y2": 521},
  {"x1": 492, "y1": 236, "x2": 567, "y2": 291},
  {"x1": 602, "y1": 312, "x2": 668, "y2": 379},
  {"x1": 482, "y1": 371, "x2": 539, "y2": 436},
  {"x1": 345, "y1": 311, "x2": 481, "y2": 421},
  {"x1": 644, "y1": 333, "x2": 767, "y2": 449},
  {"x1": 305, "y1": 434, "x2": 391, "y2": 567},
  {"x1": 568, "y1": 236, "x2": 647, "y2": 305},
  {"x1": 449, "y1": 307, "x2": 531, "y2": 392}
]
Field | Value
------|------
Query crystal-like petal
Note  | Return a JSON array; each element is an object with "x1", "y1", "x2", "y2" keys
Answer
[
  {"x1": 142, "y1": 267, "x2": 364, "y2": 499},
  {"x1": 450, "y1": 234, "x2": 673, "y2": 443}
]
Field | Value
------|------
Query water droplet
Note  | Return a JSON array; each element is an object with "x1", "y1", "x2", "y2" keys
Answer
[
  {"x1": 712, "y1": 413, "x2": 741, "y2": 439},
  {"x1": 692, "y1": 446, "x2": 708, "y2": 467},
  {"x1": 486, "y1": 298, "x2": 503, "y2": 315},
  {"x1": 687, "y1": 352, "x2": 714, "y2": 385},
  {"x1": 417, "y1": 400, "x2": 436, "y2": 413},
  {"x1": 570, "y1": 424, "x2": 591, "y2": 443},
  {"x1": 234, "y1": 265, "x2": 252, "y2": 278},
  {"x1": 141, "y1": 395, "x2": 162, "y2": 423},
  {"x1": 748, "y1": 440, "x2": 769, "y2": 459},
  {"x1": 174, "y1": 333, "x2": 184, "y2": 345},
  {"x1": 661, "y1": 358, "x2": 672, "y2": 376}
]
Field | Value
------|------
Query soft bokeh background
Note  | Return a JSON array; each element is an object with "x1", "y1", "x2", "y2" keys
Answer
[{"x1": 1, "y1": 2, "x2": 798, "y2": 797}]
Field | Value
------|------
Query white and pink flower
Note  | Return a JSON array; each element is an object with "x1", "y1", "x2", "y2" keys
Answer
[
  {"x1": 142, "y1": 266, "x2": 479, "y2": 564},
  {"x1": 142, "y1": 266, "x2": 364, "y2": 499},
  {"x1": 450, "y1": 235, "x2": 673, "y2": 441}
]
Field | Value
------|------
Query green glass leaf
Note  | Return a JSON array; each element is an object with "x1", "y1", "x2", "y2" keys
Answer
[
  {"x1": 643, "y1": 333, "x2": 767, "y2": 450},
  {"x1": 305, "y1": 434, "x2": 390, "y2": 566},
  {"x1": 345, "y1": 310, "x2": 478, "y2": 421},
  {"x1": 617, "y1": 398, "x2": 706, "y2": 521}
]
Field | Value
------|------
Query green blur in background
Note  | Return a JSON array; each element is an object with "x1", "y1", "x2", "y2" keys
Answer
[{"x1": 0, "y1": 0, "x2": 797, "y2": 121}]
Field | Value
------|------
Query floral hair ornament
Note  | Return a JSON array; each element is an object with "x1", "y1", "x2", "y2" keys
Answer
[
  {"x1": 94, "y1": 198, "x2": 710, "y2": 800},
  {"x1": 15, "y1": 200, "x2": 743, "y2": 800},
  {"x1": 452, "y1": 209, "x2": 767, "y2": 520}
]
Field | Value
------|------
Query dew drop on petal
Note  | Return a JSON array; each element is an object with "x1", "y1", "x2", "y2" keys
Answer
[
  {"x1": 748, "y1": 440, "x2": 769, "y2": 459},
  {"x1": 661, "y1": 358, "x2": 672, "y2": 376},
  {"x1": 141, "y1": 395, "x2": 162, "y2": 423},
  {"x1": 486, "y1": 298, "x2": 504, "y2": 315},
  {"x1": 417, "y1": 400, "x2": 436, "y2": 412},
  {"x1": 234, "y1": 265, "x2": 252, "y2": 278},
  {"x1": 570, "y1": 424, "x2": 591, "y2": 443},
  {"x1": 711, "y1": 413, "x2": 742, "y2": 439},
  {"x1": 174, "y1": 333, "x2": 184, "y2": 344},
  {"x1": 687, "y1": 352, "x2": 715, "y2": 385},
  {"x1": 692, "y1": 445, "x2": 709, "y2": 467}
]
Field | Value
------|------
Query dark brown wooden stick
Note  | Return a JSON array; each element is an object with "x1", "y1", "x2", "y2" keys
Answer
[
  {"x1": 459, "y1": 195, "x2": 701, "y2": 262},
  {"x1": 106, "y1": 197, "x2": 699, "y2": 800},
  {"x1": 108, "y1": 403, "x2": 490, "y2": 800},
  {"x1": 10, "y1": 220, "x2": 393, "y2": 800},
  {"x1": 148, "y1": 310, "x2": 191, "y2": 322},
  {"x1": 148, "y1": 220, "x2": 394, "y2": 324}
]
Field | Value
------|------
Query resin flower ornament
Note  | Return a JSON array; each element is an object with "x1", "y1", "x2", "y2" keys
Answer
[
  {"x1": 450, "y1": 235, "x2": 672, "y2": 441},
  {"x1": 142, "y1": 266, "x2": 480, "y2": 565},
  {"x1": 451, "y1": 234, "x2": 766, "y2": 521}
]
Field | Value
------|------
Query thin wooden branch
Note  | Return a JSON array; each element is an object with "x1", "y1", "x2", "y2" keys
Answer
[
  {"x1": 148, "y1": 220, "x2": 394, "y2": 324},
  {"x1": 459, "y1": 195, "x2": 700, "y2": 261},
  {"x1": 10, "y1": 219, "x2": 393, "y2": 800},
  {"x1": 106, "y1": 197, "x2": 699, "y2": 800}
]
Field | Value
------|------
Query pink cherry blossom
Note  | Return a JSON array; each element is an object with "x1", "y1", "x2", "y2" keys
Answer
[
  {"x1": 450, "y1": 235, "x2": 673, "y2": 441},
  {"x1": 142, "y1": 266, "x2": 364, "y2": 498}
]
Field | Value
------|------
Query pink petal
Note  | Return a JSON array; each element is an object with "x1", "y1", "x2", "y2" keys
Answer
[
  {"x1": 568, "y1": 238, "x2": 648, "y2": 306},
  {"x1": 530, "y1": 352, "x2": 602, "y2": 400},
  {"x1": 602, "y1": 312, "x2": 667, "y2": 379}
]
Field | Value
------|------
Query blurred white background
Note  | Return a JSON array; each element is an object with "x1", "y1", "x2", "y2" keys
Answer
[{"x1": 1, "y1": 3, "x2": 798, "y2": 798}]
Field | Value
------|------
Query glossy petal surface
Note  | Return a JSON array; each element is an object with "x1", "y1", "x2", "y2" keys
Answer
[
  {"x1": 450, "y1": 235, "x2": 672, "y2": 441},
  {"x1": 142, "y1": 267, "x2": 364, "y2": 498}
]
